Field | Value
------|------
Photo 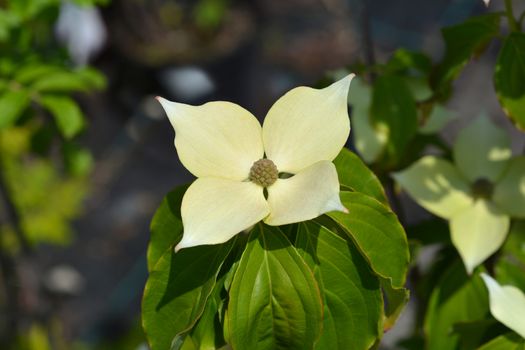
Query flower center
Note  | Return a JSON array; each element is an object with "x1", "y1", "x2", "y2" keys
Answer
[
  {"x1": 471, "y1": 178, "x2": 494, "y2": 200},
  {"x1": 249, "y1": 159, "x2": 278, "y2": 187}
]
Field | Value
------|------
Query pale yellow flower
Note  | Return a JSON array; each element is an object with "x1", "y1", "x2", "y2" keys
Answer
[
  {"x1": 157, "y1": 75, "x2": 354, "y2": 251},
  {"x1": 481, "y1": 273, "x2": 525, "y2": 339},
  {"x1": 394, "y1": 115, "x2": 525, "y2": 274}
]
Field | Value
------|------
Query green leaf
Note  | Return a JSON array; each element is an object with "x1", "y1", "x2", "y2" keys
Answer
[
  {"x1": 189, "y1": 274, "x2": 227, "y2": 350},
  {"x1": 295, "y1": 221, "x2": 382, "y2": 350},
  {"x1": 478, "y1": 333, "x2": 525, "y2": 350},
  {"x1": 370, "y1": 75, "x2": 417, "y2": 163},
  {"x1": 142, "y1": 241, "x2": 234, "y2": 350},
  {"x1": 385, "y1": 49, "x2": 432, "y2": 75},
  {"x1": 453, "y1": 319, "x2": 507, "y2": 350},
  {"x1": 15, "y1": 64, "x2": 62, "y2": 84},
  {"x1": 495, "y1": 220, "x2": 525, "y2": 291},
  {"x1": 333, "y1": 148, "x2": 388, "y2": 205},
  {"x1": 403, "y1": 76, "x2": 433, "y2": 102},
  {"x1": 328, "y1": 191, "x2": 410, "y2": 289},
  {"x1": 39, "y1": 95, "x2": 85, "y2": 138},
  {"x1": 424, "y1": 263, "x2": 489, "y2": 350},
  {"x1": 31, "y1": 70, "x2": 101, "y2": 93},
  {"x1": 348, "y1": 77, "x2": 387, "y2": 163},
  {"x1": 147, "y1": 185, "x2": 188, "y2": 272},
  {"x1": 62, "y1": 142, "x2": 93, "y2": 177},
  {"x1": 419, "y1": 104, "x2": 457, "y2": 134},
  {"x1": 228, "y1": 225, "x2": 323, "y2": 350},
  {"x1": 381, "y1": 279, "x2": 410, "y2": 331},
  {"x1": 0, "y1": 90, "x2": 30, "y2": 129},
  {"x1": 434, "y1": 14, "x2": 500, "y2": 88},
  {"x1": 494, "y1": 32, "x2": 525, "y2": 130},
  {"x1": 76, "y1": 67, "x2": 107, "y2": 90}
]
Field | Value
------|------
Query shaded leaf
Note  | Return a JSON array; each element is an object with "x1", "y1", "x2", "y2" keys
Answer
[
  {"x1": 494, "y1": 32, "x2": 525, "y2": 130},
  {"x1": 147, "y1": 185, "x2": 189, "y2": 272},
  {"x1": 348, "y1": 77, "x2": 386, "y2": 163},
  {"x1": 371, "y1": 75, "x2": 417, "y2": 163},
  {"x1": 495, "y1": 220, "x2": 525, "y2": 291},
  {"x1": 433, "y1": 14, "x2": 500, "y2": 88},
  {"x1": 385, "y1": 49, "x2": 432, "y2": 75},
  {"x1": 424, "y1": 262, "x2": 489, "y2": 350},
  {"x1": 189, "y1": 274, "x2": 227, "y2": 350},
  {"x1": 382, "y1": 278, "x2": 410, "y2": 331},
  {"x1": 142, "y1": 241, "x2": 234, "y2": 350},
  {"x1": 453, "y1": 319, "x2": 508, "y2": 350},
  {"x1": 478, "y1": 333, "x2": 525, "y2": 350}
]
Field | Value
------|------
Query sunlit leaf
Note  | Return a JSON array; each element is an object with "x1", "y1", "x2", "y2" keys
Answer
[
  {"x1": 15, "y1": 64, "x2": 62, "y2": 84},
  {"x1": 333, "y1": 148, "x2": 388, "y2": 205},
  {"x1": 296, "y1": 221, "x2": 382, "y2": 349},
  {"x1": 62, "y1": 142, "x2": 93, "y2": 177},
  {"x1": 32, "y1": 71, "x2": 102, "y2": 93},
  {"x1": 228, "y1": 224, "x2": 323, "y2": 350},
  {"x1": 0, "y1": 90, "x2": 30, "y2": 130},
  {"x1": 40, "y1": 95, "x2": 85, "y2": 138},
  {"x1": 328, "y1": 191, "x2": 409, "y2": 289}
]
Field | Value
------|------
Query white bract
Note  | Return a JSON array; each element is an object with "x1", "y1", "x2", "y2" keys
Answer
[
  {"x1": 481, "y1": 273, "x2": 525, "y2": 339},
  {"x1": 157, "y1": 75, "x2": 354, "y2": 251},
  {"x1": 393, "y1": 115, "x2": 525, "y2": 273}
]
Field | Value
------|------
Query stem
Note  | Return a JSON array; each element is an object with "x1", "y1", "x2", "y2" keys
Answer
[
  {"x1": 519, "y1": 9, "x2": 525, "y2": 27},
  {"x1": 359, "y1": 0, "x2": 376, "y2": 82},
  {"x1": 504, "y1": 0, "x2": 520, "y2": 32}
]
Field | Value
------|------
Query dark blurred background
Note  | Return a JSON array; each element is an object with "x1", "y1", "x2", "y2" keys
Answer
[{"x1": 1, "y1": 0, "x2": 520, "y2": 348}]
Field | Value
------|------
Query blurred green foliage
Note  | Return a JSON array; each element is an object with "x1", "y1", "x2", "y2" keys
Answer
[
  {"x1": 0, "y1": 127, "x2": 89, "y2": 246},
  {"x1": 0, "y1": 0, "x2": 107, "y2": 348}
]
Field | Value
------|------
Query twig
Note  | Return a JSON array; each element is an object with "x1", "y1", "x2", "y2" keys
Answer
[
  {"x1": 359, "y1": 0, "x2": 376, "y2": 82},
  {"x1": 504, "y1": 0, "x2": 520, "y2": 32}
]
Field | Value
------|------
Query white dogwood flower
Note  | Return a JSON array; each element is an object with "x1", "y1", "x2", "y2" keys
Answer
[
  {"x1": 481, "y1": 273, "x2": 525, "y2": 339},
  {"x1": 157, "y1": 75, "x2": 353, "y2": 251},
  {"x1": 393, "y1": 115, "x2": 525, "y2": 273}
]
